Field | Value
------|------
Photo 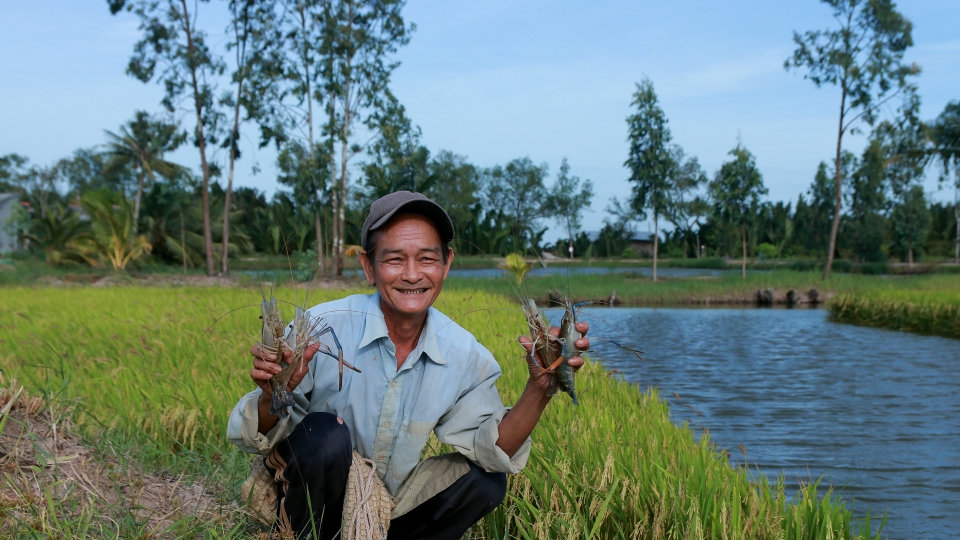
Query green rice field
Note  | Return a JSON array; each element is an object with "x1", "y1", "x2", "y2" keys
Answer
[
  {"x1": 0, "y1": 286, "x2": 884, "y2": 538},
  {"x1": 829, "y1": 288, "x2": 960, "y2": 339}
]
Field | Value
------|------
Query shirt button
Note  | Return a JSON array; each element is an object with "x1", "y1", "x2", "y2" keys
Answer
[
  {"x1": 384, "y1": 421, "x2": 391, "y2": 427},
  {"x1": 391, "y1": 381, "x2": 397, "y2": 387},
  {"x1": 378, "y1": 454, "x2": 386, "y2": 461}
]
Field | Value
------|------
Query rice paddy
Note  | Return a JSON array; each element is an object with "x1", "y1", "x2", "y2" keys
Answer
[
  {"x1": 829, "y1": 288, "x2": 960, "y2": 339},
  {"x1": 0, "y1": 285, "x2": 884, "y2": 538}
]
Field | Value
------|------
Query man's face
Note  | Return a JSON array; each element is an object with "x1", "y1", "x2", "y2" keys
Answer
[{"x1": 360, "y1": 213, "x2": 453, "y2": 321}]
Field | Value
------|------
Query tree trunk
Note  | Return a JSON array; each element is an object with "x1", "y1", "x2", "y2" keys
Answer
[
  {"x1": 333, "y1": 4, "x2": 355, "y2": 278},
  {"x1": 908, "y1": 241, "x2": 914, "y2": 268},
  {"x1": 741, "y1": 224, "x2": 747, "y2": 279},
  {"x1": 315, "y1": 213, "x2": 324, "y2": 274},
  {"x1": 823, "y1": 84, "x2": 848, "y2": 281},
  {"x1": 180, "y1": 0, "x2": 215, "y2": 276},
  {"x1": 133, "y1": 168, "x2": 145, "y2": 234},
  {"x1": 222, "y1": 83, "x2": 243, "y2": 276},
  {"x1": 652, "y1": 213, "x2": 659, "y2": 282},
  {"x1": 696, "y1": 230, "x2": 701, "y2": 259},
  {"x1": 567, "y1": 222, "x2": 574, "y2": 259},
  {"x1": 955, "y1": 191, "x2": 959, "y2": 264},
  {"x1": 180, "y1": 207, "x2": 187, "y2": 276}
]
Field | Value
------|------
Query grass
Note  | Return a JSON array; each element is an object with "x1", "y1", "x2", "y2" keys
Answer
[
  {"x1": 829, "y1": 288, "x2": 960, "y2": 339},
  {"x1": 446, "y1": 269, "x2": 960, "y2": 306},
  {"x1": 0, "y1": 285, "x2": 884, "y2": 538}
]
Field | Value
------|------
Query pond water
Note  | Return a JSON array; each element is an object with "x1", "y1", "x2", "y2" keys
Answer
[
  {"x1": 573, "y1": 307, "x2": 960, "y2": 540},
  {"x1": 443, "y1": 266, "x2": 743, "y2": 279}
]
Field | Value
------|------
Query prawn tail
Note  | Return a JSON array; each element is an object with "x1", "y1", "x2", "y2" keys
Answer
[
  {"x1": 556, "y1": 365, "x2": 579, "y2": 405},
  {"x1": 270, "y1": 386, "x2": 295, "y2": 418}
]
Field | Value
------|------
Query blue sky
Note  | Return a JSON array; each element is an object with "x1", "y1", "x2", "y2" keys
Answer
[{"x1": 1, "y1": 1, "x2": 958, "y2": 238}]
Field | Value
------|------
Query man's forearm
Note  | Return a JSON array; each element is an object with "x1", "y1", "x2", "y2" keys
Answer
[
  {"x1": 257, "y1": 392, "x2": 280, "y2": 435},
  {"x1": 496, "y1": 381, "x2": 551, "y2": 457}
]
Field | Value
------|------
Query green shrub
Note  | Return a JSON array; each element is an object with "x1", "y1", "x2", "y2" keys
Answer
[
  {"x1": 757, "y1": 242, "x2": 778, "y2": 260},
  {"x1": 621, "y1": 246, "x2": 637, "y2": 259}
]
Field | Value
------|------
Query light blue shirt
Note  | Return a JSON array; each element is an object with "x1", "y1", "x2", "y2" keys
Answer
[{"x1": 227, "y1": 292, "x2": 531, "y2": 496}]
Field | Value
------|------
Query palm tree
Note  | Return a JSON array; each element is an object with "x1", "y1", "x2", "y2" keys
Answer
[{"x1": 102, "y1": 111, "x2": 185, "y2": 232}]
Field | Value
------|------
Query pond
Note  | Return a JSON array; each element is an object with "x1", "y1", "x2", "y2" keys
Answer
[
  {"x1": 443, "y1": 266, "x2": 746, "y2": 279},
  {"x1": 573, "y1": 306, "x2": 959, "y2": 540}
]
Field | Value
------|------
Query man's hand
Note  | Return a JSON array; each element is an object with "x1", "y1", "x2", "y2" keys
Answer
[
  {"x1": 250, "y1": 342, "x2": 321, "y2": 396},
  {"x1": 518, "y1": 321, "x2": 589, "y2": 396}
]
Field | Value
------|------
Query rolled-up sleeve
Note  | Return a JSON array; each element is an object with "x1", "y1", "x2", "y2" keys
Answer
[
  {"x1": 433, "y1": 359, "x2": 531, "y2": 474},
  {"x1": 227, "y1": 365, "x2": 315, "y2": 455}
]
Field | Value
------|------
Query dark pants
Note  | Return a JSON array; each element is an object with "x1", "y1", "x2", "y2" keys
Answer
[{"x1": 267, "y1": 412, "x2": 507, "y2": 540}]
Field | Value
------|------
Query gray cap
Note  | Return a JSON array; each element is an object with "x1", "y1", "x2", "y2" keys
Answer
[{"x1": 361, "y1": 191, "x2": 455, "y2": 251}]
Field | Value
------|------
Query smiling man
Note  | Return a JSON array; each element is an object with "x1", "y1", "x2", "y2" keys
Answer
[{"x1": 228, "y1": 191, "x2": 588, "y2": 540}]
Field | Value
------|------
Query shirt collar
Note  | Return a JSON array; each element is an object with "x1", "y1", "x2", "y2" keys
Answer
[{"x1": 358, "y1": 292, "x2": 447, "y2": 365}]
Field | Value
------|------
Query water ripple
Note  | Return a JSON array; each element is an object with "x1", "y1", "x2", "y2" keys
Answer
[{"x1": 584, "y1": 307, "x2": 960, "y2": 540}]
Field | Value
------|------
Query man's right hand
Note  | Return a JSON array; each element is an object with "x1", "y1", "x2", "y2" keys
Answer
[{"x1": 249, "y1": 342, "x2": 321, "y2": 396}]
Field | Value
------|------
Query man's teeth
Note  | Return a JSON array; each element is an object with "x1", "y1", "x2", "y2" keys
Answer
[{"x1": 398, "y1": 289, "x2": 427, "y2": 294}]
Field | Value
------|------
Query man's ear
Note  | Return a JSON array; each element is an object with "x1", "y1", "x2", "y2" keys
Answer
[
  {"x1": 359, "y1": 250, "x2": 376, "y2": 285},
  {"x1": 442, "y1": 246, "x2": 454, "y2": 279}
]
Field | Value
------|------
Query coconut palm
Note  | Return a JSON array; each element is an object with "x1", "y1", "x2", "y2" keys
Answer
[
  {"x1": 80, "y1": 191, "x2": 152, "y2": 271},
  {"x1": 102, "y1": 111, "x2": 186, "y2": 231}
]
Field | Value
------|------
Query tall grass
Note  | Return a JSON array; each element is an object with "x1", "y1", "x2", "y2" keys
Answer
[
  {"x1": 447, "y1": 269, "x2": 959, "y2": 306},
  {"x1": 829, "y1": 290, "x2": 960, "y2": 339},
  {"x1": 0, "y1": 286, "x2": 882, "y2": 538}
]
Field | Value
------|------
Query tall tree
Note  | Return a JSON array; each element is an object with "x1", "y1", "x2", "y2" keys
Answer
[
  {"x1": 110, "y1": 0, "x2": 226, "y2": 275},
  {"x1": 253, "y1": 0, "x2": 331, "y2": 268},
  {"x1": 890, "y1": 184, "x2": 930, "y2": 266},
  {"x1": 927, "y1": 101, "x2": 960, "y2": 262},
  {"x1": 425, "y1": 150, "x2": 479, "y2": 239},
  {"x1": 709, "y1": 144, "x2": 768, "y2": 278},
  {"x1": 324, "y1": 0, "x2": 413, "y2": 276},
  {"x1": 624, "y1": 78, "x2": 675, "y2": 281},
  {"x1": 665, "y1": 148, "x2": 709, "y2": 258},
  {"x1": 361, "y1": 95, "x2": 432, "y2": 200},
  {"x1": 219, "y1": 0, "x2": 278, "y2": 275},
  {"x1": 544, "y1": 158, "x2": 594, "y2": 258},
  {"x1": 481, "y1": 157, "x2": 549, "y2": 254},
  {"x1": 102, "y1": 111, "x2": 185, "y2": 231},
  {"x1": 785, "y1": 0, "x2": 918, "y2": 279},
  {"x1": 846, "y1": 143, "x2": 887, "y2": 262}
]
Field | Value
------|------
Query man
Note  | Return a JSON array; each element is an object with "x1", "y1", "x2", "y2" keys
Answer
[{"x1": 228, "y1": 191, "x2": 589, "y2": 539}]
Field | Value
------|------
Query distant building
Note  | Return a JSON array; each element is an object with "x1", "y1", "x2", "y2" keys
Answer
[
  {"x1": 581, "y1": 230, "x2": 658, "y2": 257},
  {"x1": 0, "y1": 193, "x2": 20, "y2": 253},
  {"x1": 627, "y1": 231, "x2": 657, "y2": 257}
]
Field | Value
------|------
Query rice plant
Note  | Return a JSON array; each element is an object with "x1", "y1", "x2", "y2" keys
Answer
[{"x1": 0, "y1": 286, "x2": 883, "y2": 538}]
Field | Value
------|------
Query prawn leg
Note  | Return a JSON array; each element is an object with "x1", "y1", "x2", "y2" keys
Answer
[{"x1": 313, "y1": 325, "x2": 361, "y2": 390}]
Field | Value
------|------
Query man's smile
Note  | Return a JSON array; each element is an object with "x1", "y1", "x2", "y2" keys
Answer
[{"x1": 396, "y1": 288, "x2": 429, "y2": 294}]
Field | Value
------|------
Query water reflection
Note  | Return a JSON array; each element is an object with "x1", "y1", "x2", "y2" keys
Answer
[{"x1": 578, "y1": 307, "x2": 960, "y2": 540}]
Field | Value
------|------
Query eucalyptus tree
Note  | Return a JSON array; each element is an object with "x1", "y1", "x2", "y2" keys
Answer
[
  {"x1": 219, "y1": 0, "x2": 280, "y2": 275},
  {"x1": 323, "y1": 0, "x2": 414, "y2": 276},
  {"x1": 110, "y1": 0, "x2": 227, "y2": 275},
  {"x1": 624, "y1": 78, "x2": 675, "y2": 281},
  {"x1": 251, "y1": 0, "x2": 333, "y2": 267},
  {"x1": 543, "y1": 158, "x2": 594, "y2": 258},
  {"x1": 709, "y1": 144, "x2": 768, "y2": 278},
  {"x1": 785, "y1": 0, "x2": 918, "y2": 279},
  {"x1": 102, "y1": 111, "x2": 185, "y2": 231}
]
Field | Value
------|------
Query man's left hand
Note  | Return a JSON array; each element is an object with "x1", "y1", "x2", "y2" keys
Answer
[{"x1": 518, "y1": 321, "x2": 589, "y2": 396}]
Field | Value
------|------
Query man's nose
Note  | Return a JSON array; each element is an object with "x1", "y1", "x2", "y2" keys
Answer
[{"x1": 400, "y1": 258, "x2": 422, "y2": 282}]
